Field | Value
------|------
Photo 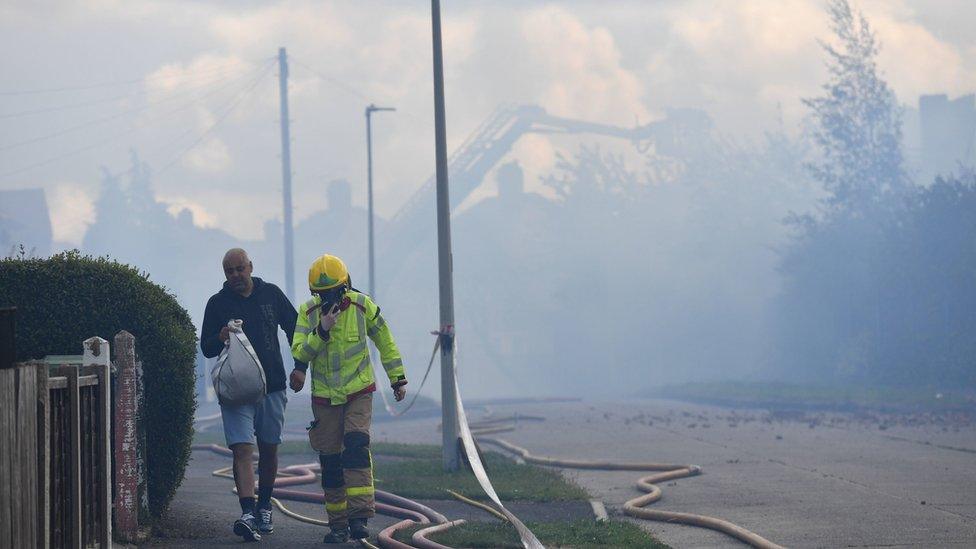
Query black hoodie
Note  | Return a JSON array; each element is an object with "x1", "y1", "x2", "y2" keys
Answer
[{"x1": 200, "y1": 277, "x2": 298, "y2": 393}]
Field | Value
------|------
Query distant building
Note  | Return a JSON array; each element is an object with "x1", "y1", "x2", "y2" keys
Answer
[
  {"x1": 919, "y1": 93, "x2": 976, "y2": 182},
  {"x1": 292, "y1": 179, "x2": 373, "y2": 291},
  {"x1": 0, "y1": 188, "x2": 52, "y2": 257}
]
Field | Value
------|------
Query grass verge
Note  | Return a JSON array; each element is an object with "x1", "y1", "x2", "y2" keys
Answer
[
  {"x1": 191, "y1": 436, "x2": 668, "y2": 546},
  {"x1": 189, "y1": 433, "x2": 587, "y2": 502},
  {"x1": 373, "y1": 446, "x2": 587, "y2": 501},
  {"x1": 191, "y1": 430, "x2": 333, "y2": 456},
  {"x1": 394, "y1": 519, "x2": 668, "y2": 549}
]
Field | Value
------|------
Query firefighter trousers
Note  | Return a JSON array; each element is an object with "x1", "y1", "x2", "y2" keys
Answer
[{"x1": 308, "y1": 392, "x2": 374, "y2": 526}]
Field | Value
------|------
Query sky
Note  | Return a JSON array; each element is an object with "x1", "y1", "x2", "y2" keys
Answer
[{"x1": 1, "y1": 0, "x2": 975, "y2": 245}]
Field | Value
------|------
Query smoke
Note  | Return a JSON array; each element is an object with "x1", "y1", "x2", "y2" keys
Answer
[
  {"x1": 3, "y1": 1, "x2": 976, "y2": 400},
  {"x1": 48, "y1": 183, "x2": 95, "y2": 246}
]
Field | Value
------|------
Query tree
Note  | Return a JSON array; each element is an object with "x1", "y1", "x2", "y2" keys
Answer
[
  {"x1": 802, "y1": 0, "x2": 907, "y2": 219},
  {"x1": 773, "y1": 0, "x2": 909, "y2": 383},
  {"x1": 876, "y1": 173, "x2": 976, "y2": 386}
]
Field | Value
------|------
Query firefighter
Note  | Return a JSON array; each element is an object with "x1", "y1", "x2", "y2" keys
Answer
[{"x1": 289, "y1": 253, "x2": 407, "y2": 543}]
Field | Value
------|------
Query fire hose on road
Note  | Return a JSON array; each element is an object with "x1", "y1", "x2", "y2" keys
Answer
[
  {"x1": 195, "y1": 422, "x2": 785, "y2": 549},
  {"x1": 195, "y1": 332, "x2": 782, "y2": 548},
  {"x1": 192, "y1": 443, "x2": 454, "y2": 548},
  {"x1": 478, "y1": 437, "x2": 785, "y2": 549}
]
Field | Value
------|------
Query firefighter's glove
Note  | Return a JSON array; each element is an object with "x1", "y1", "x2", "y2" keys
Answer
[
  {"x1": 317, "y1": 304, "x2": 340, "y2": 337},
  {"x1": 392, "y1": 379, "x2": 408, "y2": 402},
  {"x1": 289, "y1": 369, "x2": 306, "y2": 392}
]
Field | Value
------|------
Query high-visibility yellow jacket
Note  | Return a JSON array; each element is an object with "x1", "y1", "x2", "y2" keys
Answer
[{"x1": 292, "y1": 291, "x2": 405, "y2": 405}]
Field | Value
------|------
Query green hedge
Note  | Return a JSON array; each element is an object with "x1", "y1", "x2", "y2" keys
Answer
[{"x1": 0, "y1": 250, "x2": 196, "y2": 521}]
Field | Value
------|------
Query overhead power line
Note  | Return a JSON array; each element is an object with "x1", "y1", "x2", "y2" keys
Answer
[
  {"x1": 289, "y1": 57, "x2": 374, "y2": 104},
  {"x1": 288, "y1": 57, "x2": 432, "y2": 129},
  {"x1": 0, "y1": 63, "x2": 258, "y2": 120},
  {"x1": 0, "y1": 56, "x2": 275, "y2": 96},
  {"x1": 0, "y1": 61, "x2": 272, "y2": 153},
  {"x1": 156, "y1": 64, "x2": 274, "y2": 176},
  {"x1": 0, "y1": 62, "x2": 274, "y2": 180}
]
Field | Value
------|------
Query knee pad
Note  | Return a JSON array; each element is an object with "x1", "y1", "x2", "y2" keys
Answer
[
  {"x1": 341, "y1": 431, "x2": 371, "y2": 469},
  {"x1": 319, "y1": 453, "x2": 344, "y2": 489}
]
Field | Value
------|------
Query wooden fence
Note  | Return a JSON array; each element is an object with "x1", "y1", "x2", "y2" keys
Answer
[
  {"x1": 43, "y1": 360, "x2": 112, "y2": 548},
  {"x1": 1, "y1": 332, "x2": 142, "y2": 548},
  {"x1": 0, "y1": 359, "x2": 41, "y2": 548}
]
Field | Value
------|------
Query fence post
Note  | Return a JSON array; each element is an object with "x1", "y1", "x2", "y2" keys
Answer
[
  {"x1": 84, "y1": 337, "x2": 112, "y2": 547},
  {"x1": 0, "y1": 307, "x2": 14, "y2": 369},
  {"x1": 83, "y1": 337, "x2": 109, "y2": 368},
  {"x1": 1, "y1": 366, "x2": 14, "y2": 548},
  {"x1": 19, "y1": 364, "x2": 39, "y2": 549},
  {"x1": 1, "y1": 362, "x2": 40, "y2": 548},
  {"x1": 112, "y1": 331, "x2": 139, "y2": 542},
  {"x1": 36, "y1": 361, "x2": 49, "y2": 549},
  {"x1": 67, "y1": 366, "x2": 82, "y2": 549}
]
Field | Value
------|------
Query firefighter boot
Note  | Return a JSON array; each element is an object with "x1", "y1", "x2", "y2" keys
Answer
[
  {"x1": 323, "y1": 525, "x2": 349, "y2": 544},
  {"x1": 349, "y1": 518, "x2": 369, "y2": 539}
]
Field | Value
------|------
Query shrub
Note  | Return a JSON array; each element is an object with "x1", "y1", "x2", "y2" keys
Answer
[{"x1": 0, "y1": 250, "x2": 196, "y2": 521}]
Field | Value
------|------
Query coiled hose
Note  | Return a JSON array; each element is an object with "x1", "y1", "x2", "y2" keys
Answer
[
  {"x1": 191, "y1": 444, "x2": 450, "y2": 548},
  {"x1": 477, "y1": 437, "x2": 784, "y2": 549},
  {"x1": 195, "y1": 420, "x2": 786, "y2": 548}
]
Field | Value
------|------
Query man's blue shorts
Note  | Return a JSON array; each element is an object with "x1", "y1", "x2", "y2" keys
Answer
[{"x1": 221, "y1": 389, "x2": 287, "y2": 446}]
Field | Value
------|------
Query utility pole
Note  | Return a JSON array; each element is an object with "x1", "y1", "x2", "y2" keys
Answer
[
  {"x1": 278, "y1": 47, "x2": 296, "y2": 303},
  {"x1": 431, "y1": 0, "x2": 460, "y2": 472},
  {"x1": 365, "y1": 104, "x2": 395, "y2": 298}
]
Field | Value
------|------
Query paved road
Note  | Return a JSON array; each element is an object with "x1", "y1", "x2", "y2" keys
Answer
[
  {"x1": 146, "y1": 450, "x2": 394, "y2": 547},
  {"x1": 375, "y1": 398, "x2": 976, "y2": 548},
  {"x1": 151, "y1": 433, "x2": 591, "y2": 547}
]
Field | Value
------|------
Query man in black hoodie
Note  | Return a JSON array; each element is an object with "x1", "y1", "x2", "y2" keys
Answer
[{"x1": 201, "y1": 248, "x2": 299, "y2": 541}]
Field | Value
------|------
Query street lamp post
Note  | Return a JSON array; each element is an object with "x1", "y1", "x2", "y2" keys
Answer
[{"x1": 365, "y1": 104, "x2": 395, "y2": 298}]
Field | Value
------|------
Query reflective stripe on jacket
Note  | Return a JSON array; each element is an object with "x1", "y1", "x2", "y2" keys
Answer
[{"x1": 292, "y1": 291, "x2": 405, "y2": 405}]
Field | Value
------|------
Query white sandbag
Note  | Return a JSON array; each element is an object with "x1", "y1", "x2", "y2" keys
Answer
[{"x1": 211, "y1": 319, "x2": 266, "y2": 406}]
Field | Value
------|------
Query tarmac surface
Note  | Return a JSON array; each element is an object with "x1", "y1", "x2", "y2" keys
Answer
[
  {"x1": 376, "y1": 397, "x2": 976, "y2": 549},
  {"x1": 158, "y1": 397, "x2": 976, "y2": 548},
  {"x1": 149, "y1": 429, "x2": 591, "y2": 547}
]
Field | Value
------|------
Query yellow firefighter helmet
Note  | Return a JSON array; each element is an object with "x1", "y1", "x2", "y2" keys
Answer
[{"x1": 308, "y1": 254, "x2": 350, "y2": 291}]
